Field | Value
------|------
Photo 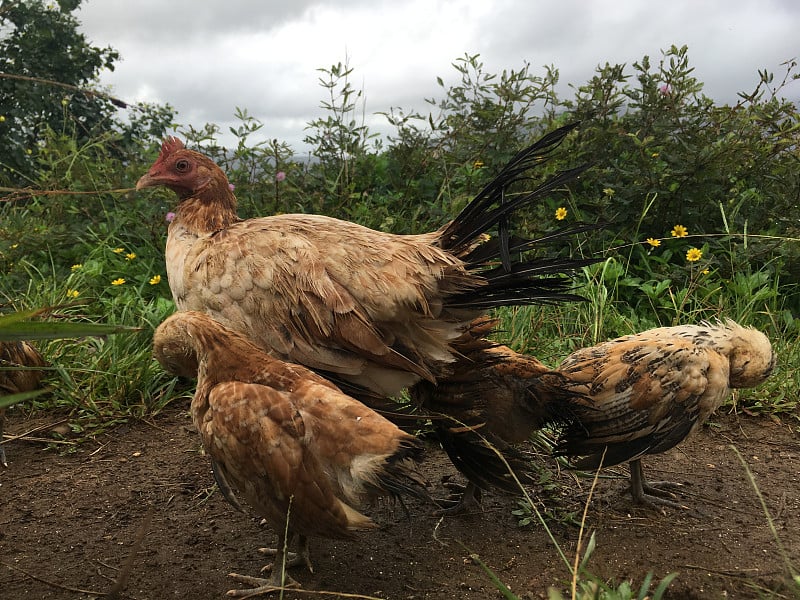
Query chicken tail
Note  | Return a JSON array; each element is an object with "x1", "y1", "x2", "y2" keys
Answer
[
  {"x1": 410, "y1": 321, "x2": 587, "y2": 495},
  {"x1": 368, "y1": 437, "x2": 431, "y2": 503},
  {"x1": 437, "y1": 122, "x2": 602, "y2": 309}
]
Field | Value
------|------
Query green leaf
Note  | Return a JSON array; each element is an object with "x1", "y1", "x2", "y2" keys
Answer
[{"x1": 0, "y1": 320, "x2": 138, "y2": 342}]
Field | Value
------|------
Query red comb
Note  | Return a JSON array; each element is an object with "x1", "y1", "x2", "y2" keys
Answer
[{"x1": 161, "y1": 137, "x2": 185, "y2": 156}]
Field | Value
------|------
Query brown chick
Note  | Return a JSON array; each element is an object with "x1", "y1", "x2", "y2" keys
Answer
[
  {"x1": 553, "y1": 319, "x2": 776, "y2": 508},
  {"x1": 153, "y1": 311, "x2": 428, "y2": 596},
  {"x1": 136, "y1": 123, "x2": 595, "y2": 402},
  {"x1": 410, "y1": 316, "x2": 582, "y2": 512},
  {"x1": 0, "y1": 340, "x2": 46, "y2": 467}
]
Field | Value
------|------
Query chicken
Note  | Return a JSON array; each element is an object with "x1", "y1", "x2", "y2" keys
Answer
[
  {"x1": 0, "y1": 340, "x2": 46, "y2": 467},
  {"x1": 410, "y1": 316, "x2": 582, "y2": 511},
  {"x1": 152, "y1": 311, "x2": 428, "y2": 596},
  {"x1": 136, "y1": 123, "x2": 595, "y2": 401},
  {"x1": 553, "y1": 320, "x2": 775, "y2": 508}
]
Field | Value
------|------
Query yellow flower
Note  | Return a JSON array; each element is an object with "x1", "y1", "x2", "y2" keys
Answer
[
  {"x1": 10, "y1": 243, "x2": 18, "y2": 249},
  {"x1": 0, "y1": 115, "x2": 5, "y2": 122},
  {"x1": 686, "y1": 247, "x2": 703, "y2": 262},
  {"x1": 651, "y1": 152, "x2": 660, "y2": 158},
  {"x1": 671, "y1": 224, "x2": 688, "y2": 238},
  {"x1": 112, "y1": 247, "x2": 125, "y2": 254},
  {"x1": 645, "y1": 237, "x2": 661, "y2": 248},
  {"x1": 555, "y1": 207, "x2": 568, "y2": 221},
  {"x1": 66, "y1": 289, "x2": 79, "y2": 298},
  {"x1": 473, "y1": 160, "x2": 484, "y2": 169},
  {"x1": 602, "y1": 188, "x2": 615, "y2": 197},
  {"x1": 111, "y1": 278, "x2": 125, "y2": 286},
  {"x1": 149, "y1": 274, "x2": 162, "y2": 285},
  {"x1": 702, "y1": 269, "x2": 710, "y2": 275},
  {"x1": 71, "y1": 263, "x2": 83, "y2": 271},
  {"x1": 125, "y1": 252, "x2": 136, "y2": 261}
]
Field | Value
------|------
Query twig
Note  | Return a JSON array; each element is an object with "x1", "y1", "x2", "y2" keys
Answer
[
  {"x1": 2, "y1": 435, "x2": 76, "y2": 446},
  {"x1": 0, "y1": 186, "x2": 134, "y2": 201},
  {"x1": 1, "y1": 561, "x2": 103, "y2": 596},
  {"x1": 105, "y1": 505, "x2": 154, "y2": 598},
  {"x1": 681, "y1": 564, "x2": 763, "y2": 577},
  {"x1": 0, "y1": 417, "x2": 70, "y2": 445},
  {"x1": 0, "y1": 72, "x2": 130, "y2": 108},
  {"x1": 571, "y1": 449, "x2": 605, "y2": 598}
]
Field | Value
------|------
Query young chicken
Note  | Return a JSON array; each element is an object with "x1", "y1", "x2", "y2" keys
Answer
[
  {"x1": 152, "y1": 311, "x2": 428, "y2": 596},
  {"x1": 553, "y1": 320, "x2": 776, "y2": 508},
  {"x1": 0, "y1": 340, "x2": 46, "y2": 467}
]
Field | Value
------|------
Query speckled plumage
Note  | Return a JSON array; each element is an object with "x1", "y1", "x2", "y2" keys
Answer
[
  {"x1": 152, "y1": 311, "x2": 427, "y2": 593},
  {"x1": 554, "y1": 320, "x2": 775, "y2": 506}
]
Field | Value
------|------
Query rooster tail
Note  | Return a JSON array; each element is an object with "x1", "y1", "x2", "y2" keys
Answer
[
  {"x1": 369, "y1": 437, "x2": 431, "y2": 502},
  {"x1": 436, "y1": 425, "x2": 534, "y2": 493},
  {"x1": 436, "y1": 122, "x2": 603, "y2": 309}
]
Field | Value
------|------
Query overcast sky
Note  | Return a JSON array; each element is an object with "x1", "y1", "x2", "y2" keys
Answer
[{"x1": 76, "y1": 0, "x2": 799, "y2": 152}]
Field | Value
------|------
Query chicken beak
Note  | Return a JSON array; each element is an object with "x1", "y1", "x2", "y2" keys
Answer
[{"x1": 136, "y1": 173, "x2": 157, "y2": 191}]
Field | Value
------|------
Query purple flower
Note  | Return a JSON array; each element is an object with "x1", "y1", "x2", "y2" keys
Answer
[
  {"x1": 275, "y1": 171, "x2": 286, "y2": 182},
  {"x1": 658, "y1": 84, "x2": 671, "y2": 95},
  {"x1": 228, "y1": 183, "x2": 235, "y2": 191},
  {"x1": 165, "y1": 212, "x2": 176, "y2": 223}
]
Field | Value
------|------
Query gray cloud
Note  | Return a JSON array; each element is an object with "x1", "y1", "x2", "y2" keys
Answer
[{"x1": 77, "y1": 0, "x2": 800, "y2": 151}]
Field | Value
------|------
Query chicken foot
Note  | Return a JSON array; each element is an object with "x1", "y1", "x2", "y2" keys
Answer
[
  {"x1": 628, "y1": 459, "x2": 687, "y2": 510},
  {"x1": 435, "y1": 481, "x2": 483, "y2": 515},
  {"x1": 226, "y1": 534, "x2": 307, "y2": 597}
]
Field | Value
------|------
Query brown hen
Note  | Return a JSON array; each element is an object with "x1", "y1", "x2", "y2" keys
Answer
[
  {"x1": 153, "y1": 311, "x2": 428, "y2": 596},
  {"x1": 553, "y1": 320, "x2": 775, "y2": 508},
  {"x1": 136, "y1": 123, "x2": 594, "y2": 398},
  {"x1": 0, "y1": 341, "x2": 46, "y2": 467}
]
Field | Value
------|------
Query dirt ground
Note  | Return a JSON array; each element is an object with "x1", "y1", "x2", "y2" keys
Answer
[{"x1": 1, "y1": 404, "x2": 798, "y2": 600}]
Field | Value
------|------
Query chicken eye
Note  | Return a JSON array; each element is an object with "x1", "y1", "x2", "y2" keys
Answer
[{"x1": 175, "y1": 159, "x2": 190, "y2": 172}]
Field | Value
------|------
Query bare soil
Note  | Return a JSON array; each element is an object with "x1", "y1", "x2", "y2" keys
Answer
[{"x1": 1, "y1": 405, "x2": 798, "y2": 599}]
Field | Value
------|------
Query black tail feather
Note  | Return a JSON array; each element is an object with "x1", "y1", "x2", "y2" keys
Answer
[
  {"x1": 442, "y1": 122, "x2": 581, "y2": 251},
  {"x1": 441, "y1": 162, "x2": 591, "y2": 256},
  {"x1": 433, "y1": 123, "x2": 604, "y2": 313},
  {"x1": 436, "y1": 425, "x2": 534, "y2": 494}
]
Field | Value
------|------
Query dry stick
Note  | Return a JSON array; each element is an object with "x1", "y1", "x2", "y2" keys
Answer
[
  {"x1": 0, "y1": 186, "x2": 134, "y2": 200},
  {"x1": 105, "y1": 505, "x2": 154, "y2": 599},
  {"x1": 730, "y1": 444, "x2": 800, "y2": 581},
  {"x1": 1, "y1": 561, "x2": 103, "y2": 596},
  {"x1": 0, "y1": 72, "x2": 132, "y2": 108},
  {"x1": 0, "y1": 417, "x2": 71, "y2": 445},
  {"x1": 570, "y1": 449, "x2": 605, "y2": 600}
]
